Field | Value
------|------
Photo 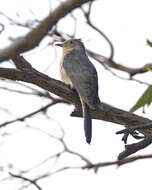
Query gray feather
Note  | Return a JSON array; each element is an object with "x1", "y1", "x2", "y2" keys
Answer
[
  {"x1": 82, "y1": 100, "x2": 92, "y2": 144},
  {"x1": 63, "y1": 51, "x2": 100, "y2": 109}
]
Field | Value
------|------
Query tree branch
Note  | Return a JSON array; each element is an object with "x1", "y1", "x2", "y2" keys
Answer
[
  {"x1": 83, "y1": 153, "x2": 152, "y2": 171},
  {"x1": 88, "y1": 50, "x2": 152, "y2": 77},
  {"x1": 0, "y1": 101, "x2": 66, "y2": 128},
  {"x1": 81, "y1": 2, "x2": 114, "y2": 59},
  {"x1": 9, "y1": 172, "x2": 42, "y2": 190},
  {"x1": 0, "y1": 0, "x2": 94, "y2": 62},
  {"x1": 0, "y1": 63, "x2": 152, "y2": 137}
]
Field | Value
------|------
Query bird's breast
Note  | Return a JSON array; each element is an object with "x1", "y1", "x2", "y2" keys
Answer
[{"x1": 60, "y1": 60, "x2": 73, "y2": 87}]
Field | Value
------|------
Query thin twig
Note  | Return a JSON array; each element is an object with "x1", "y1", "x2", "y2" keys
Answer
[
  {"x1": 9, "y1": 172, "x2": 42, "y2": 190},
  {"x1": 84, "y1": 154, "x2": 152, "y2": 172},
  {"x1": 0, "y1": 101, "x2": 63, "y2": 128},
  {"x1": 81, "y1": 2, "x2": 114, "y2": 59}
]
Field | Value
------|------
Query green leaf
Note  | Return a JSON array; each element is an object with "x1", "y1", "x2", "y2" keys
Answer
[
  {"x1": 130, "y1": 86, "x2": 152, "y2": 112},
  {"x1": 147, "y1": 39, "x2": 152, "y2": 47}
]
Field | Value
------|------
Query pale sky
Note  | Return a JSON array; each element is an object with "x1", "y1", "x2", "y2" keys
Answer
[{"x1": 0, "y1": 0, "x2": 152, "y2": 190}]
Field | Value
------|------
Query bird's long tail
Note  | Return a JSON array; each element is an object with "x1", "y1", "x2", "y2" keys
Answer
[{"x1": 82, "y1": 101, "x2": 92, "y2": 144}]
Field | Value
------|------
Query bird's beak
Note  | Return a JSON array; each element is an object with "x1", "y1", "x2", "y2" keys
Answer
[{"x1": 55, "y1": 43, "x2": 63, "y2": 47}]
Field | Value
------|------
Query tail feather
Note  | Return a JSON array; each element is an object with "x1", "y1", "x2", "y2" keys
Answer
[{"x1": 82, "y1": 101, "x2": 92, "y2": 144}]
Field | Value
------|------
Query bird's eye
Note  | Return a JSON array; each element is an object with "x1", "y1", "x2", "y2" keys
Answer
[{"x1": 69, "y1": 41, "x2": 73, "y2": 45}]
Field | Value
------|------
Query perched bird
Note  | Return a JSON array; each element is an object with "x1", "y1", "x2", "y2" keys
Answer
[{"x1": 56, "y1": 39, "x2": 100, "y2": 144}]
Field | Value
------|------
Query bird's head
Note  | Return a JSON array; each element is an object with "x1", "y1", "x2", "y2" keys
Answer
[{"x1": 55, "y1": 39, "x2": 85, "y2": 55}]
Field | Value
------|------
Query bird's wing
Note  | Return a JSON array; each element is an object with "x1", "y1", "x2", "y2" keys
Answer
[{"x1": 63, "y1": 54, "x2": 99, "y2": 108}]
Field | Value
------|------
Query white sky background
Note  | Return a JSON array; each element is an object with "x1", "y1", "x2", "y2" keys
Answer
[{"x1": 0, "y1": 0, "x2": 152, "y2": 190}]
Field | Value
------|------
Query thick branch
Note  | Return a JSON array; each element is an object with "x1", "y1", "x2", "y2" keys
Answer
[
  {"x1": 0, "y1": 0, "x2": 94, "y2": 62},
  {"x1": 0, "y1": 67, "x2": 78, "y2": 104},
  {"x1": 72, "y1": 103, "x2": 152, "y2": 136},
  {"x1": 0, "y1": 67, "x2": 152, "y2": 136}
]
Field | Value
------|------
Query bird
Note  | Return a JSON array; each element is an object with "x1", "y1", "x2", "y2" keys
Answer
[{"x1": 56, "y1": 39, "x2": 101, "y2": 144}]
